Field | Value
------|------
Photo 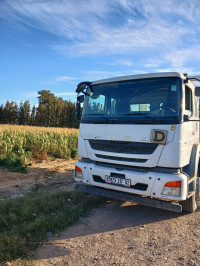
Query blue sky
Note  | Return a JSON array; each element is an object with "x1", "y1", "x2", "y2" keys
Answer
[{"x1": 1, "y1": 0, "x2": 200, "y2": 106}]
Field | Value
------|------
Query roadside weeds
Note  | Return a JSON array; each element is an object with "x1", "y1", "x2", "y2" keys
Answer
[{"x1": 0, "y1": 190, "x2": 104, "y2": 264}]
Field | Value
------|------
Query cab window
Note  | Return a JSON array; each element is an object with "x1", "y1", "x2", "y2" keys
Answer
[{"x1": 185, "y1": 85, "x2": 193, "y2": 117}]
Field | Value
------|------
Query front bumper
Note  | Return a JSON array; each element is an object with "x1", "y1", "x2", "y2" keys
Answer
[
  {"x1": 75, "y1": 160, "x2": 188, "y2": 201},
  {"x1": 76, "y1": 184, "x2": 182, "y2": 212}
]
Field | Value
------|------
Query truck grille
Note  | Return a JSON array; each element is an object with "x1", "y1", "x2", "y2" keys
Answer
[
  {"x1": 95, "y1": 154, "x2": 147, "y2": 163},
  {"x1": 89, "y1": 140, "x2": 157, "y2": 155}
]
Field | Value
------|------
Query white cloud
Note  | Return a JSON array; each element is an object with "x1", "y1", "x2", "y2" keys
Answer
[
  {"x1": 143, "y1": 63, "x2": 159, "y2": 68},
  {"x1": 81, "y1": 69, "x2": 148, "y2": 81},
  {"x1": 53, "y1": 21, "x2": 188, "y2": 56},
  {"x1": 56, "y1": 76, "x2": 77, "y2": 82},
  {"x1": 103, "y1": 58, "x2": 134, "y2": 67},
  {"x1": 82, "y1": 70, "x2": 125, "y2": 81},
  {"x1": 40, "y1": 76, "x2": 78, "y2": 85},
  {"x1": 1, "y1": 0, "x2": 200, "y2": 70},
  {"x1": 165, "y1": 45, "x2": 200, "y2": 67}
]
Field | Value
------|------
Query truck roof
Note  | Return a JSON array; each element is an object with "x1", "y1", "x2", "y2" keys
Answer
[{"x1": 92, "y1": 72, "x2": 186, "y2": 85}]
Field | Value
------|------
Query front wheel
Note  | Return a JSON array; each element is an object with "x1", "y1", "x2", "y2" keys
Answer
[
  {"x1": 180, "y1": 162, "x2": 200, "y2": 213},
  {"x1": 180, "y1": 193, "x2": 197, "y2": 213}
]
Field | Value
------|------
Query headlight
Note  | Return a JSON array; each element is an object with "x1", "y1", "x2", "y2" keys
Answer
[
  {"x1": 161, "y1": 181, "x2": 181, "y2": 197},
  {"x1": 75, "y1": 166, "x2": 84, "y2": 180}
]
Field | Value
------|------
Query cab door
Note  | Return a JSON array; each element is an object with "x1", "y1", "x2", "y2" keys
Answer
[
  {"x1": 182, "y1": 84, "x2": 196, "y2": 165},
  {"x1": 193, "y1": 95, "x2": 199, "y2": 142}
]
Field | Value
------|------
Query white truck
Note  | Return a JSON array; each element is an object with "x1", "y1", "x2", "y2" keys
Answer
[{"x1": 74, "y1": 72, "x2": 200, "y2": 212}]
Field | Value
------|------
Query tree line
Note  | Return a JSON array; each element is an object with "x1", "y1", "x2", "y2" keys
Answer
[{"x1": 0, "y1": 90, "x2": 79, "y2": 128}]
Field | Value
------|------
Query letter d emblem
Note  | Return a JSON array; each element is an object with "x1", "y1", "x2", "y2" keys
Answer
[{"x1": 151, "y1": 129, "x2": 167, "y2": 144}]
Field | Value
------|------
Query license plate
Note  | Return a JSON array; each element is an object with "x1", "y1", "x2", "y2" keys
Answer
[{"x1": 105, "y1": 175, "x2": 131, "y2": 188}]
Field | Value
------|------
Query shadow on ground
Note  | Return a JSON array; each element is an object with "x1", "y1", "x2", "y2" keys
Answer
[{"x1": 38, "y1": 198, "x2": 200, "y2": 260}]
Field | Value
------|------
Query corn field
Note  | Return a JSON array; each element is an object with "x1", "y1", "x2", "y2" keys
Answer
[{"x1": 0, "y1": 125, "x2": 79, "y2": 165}]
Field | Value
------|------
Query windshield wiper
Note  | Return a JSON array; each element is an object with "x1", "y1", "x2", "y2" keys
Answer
[
  {"x1": 84, "y1": 113, "x2": 110, "y2": 123},
  {"x1": 85, "y1": 113, "x2": 108, "y2": 117},
  {"x1": 120, "y1": 113, "x2": 161, "y2": 123}
]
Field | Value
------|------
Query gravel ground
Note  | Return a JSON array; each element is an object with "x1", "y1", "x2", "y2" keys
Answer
[
  {"x1": 36, "y1": 199, "x2": 200, "y2": 266},
  {"x1": 1, "y1": 160, "x2": 200, "y2": 266}
]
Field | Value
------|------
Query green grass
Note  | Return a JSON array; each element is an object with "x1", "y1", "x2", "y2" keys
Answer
[
  {"x1": 0, "y1": 157, "x2": 27, "y2": 173},
  {"x1": 0, "y1": 190, "x2": 104, "y2": 264}
]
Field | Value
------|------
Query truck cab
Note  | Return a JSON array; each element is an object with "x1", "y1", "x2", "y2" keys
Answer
[{"x1": 74, "y1": 72, "x2": 200, "y2": 212}]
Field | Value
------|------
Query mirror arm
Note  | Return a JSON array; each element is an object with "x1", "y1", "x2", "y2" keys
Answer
[
  {"x1": 75, "y1": 101, "x2": 81, "y2": 121},
  {"x1": 82, "y1": 91, "x2": 90, "y2": 96}
]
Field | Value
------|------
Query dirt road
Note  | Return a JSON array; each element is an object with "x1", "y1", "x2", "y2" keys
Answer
[
  {"x1": 36, "y1": 199, "x2": 200, "y2": 266},
  {"x1": 0, "y1": 159, "x2": 75, "y2": 199},
  {"x1": 1, "y1": 160, "x2": 200, "y2": 265}
]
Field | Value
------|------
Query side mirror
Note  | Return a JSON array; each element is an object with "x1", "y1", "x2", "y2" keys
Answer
[
  {"x1": 184, "y1": 114, "x2": 189, "y2": 122},
  {"x1": 77, "y1": 95, "x2": 85, "y2": 103},
  {"x1": 76, "y1": 81, "x2": 92, "y2": 93},
  {"x1": 195, "y1": 87, "x2": 200, "y2": 97}
]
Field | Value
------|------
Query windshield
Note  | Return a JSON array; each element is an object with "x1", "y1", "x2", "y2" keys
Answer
[{"x1": 82, "y1": 77, "x2": 182, "y2": 124}]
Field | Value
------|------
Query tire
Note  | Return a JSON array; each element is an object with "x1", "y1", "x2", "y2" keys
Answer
[
  {"x1": 196, "y1": 177, "x2": 200, "y2": 199},
  {"x1": 180, "y1": 160, "x2": 200, "y2": 213},
  {"x1": 180, "y1": 193, "x2": 197, "y2": 213}
]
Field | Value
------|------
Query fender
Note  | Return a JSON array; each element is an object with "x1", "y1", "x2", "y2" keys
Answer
[
  {"x1": 183, "y1": 143, "x2": 200, "y2": 177},
  {"x1": 182, "y1": 143, "x2": 200, "y2": 194}
]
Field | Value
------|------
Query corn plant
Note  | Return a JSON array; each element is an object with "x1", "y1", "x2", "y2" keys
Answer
[{"x1": 0, "y1": 125, "x2": 79, "y2": 169}]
